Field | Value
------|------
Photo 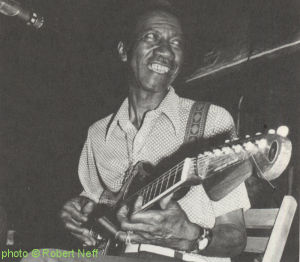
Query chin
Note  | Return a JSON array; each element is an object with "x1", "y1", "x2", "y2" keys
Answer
[
  {"x1": 143, "y1": 76, "x2": 173, "y2": 92},
  {"x1": 143, "y1": 82, "x2": 170, "y2": 93}
]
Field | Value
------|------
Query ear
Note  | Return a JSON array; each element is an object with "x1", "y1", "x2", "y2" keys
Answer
[{"x1": 117, "y1": 41, "x2": 127, "y2": 62}]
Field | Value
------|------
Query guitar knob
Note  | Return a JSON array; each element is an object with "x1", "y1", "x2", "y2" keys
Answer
[
  {"x1": 245, "y1": 135, "x2": 250, "y2": 138},
  {"x1": 276, "y1": 126, "x2": 289, "y2": 137},
  {"x1": 225, "y1": 139, "x2": 230, "y2": 143},
  {"x1": 255, "y1": 132, "x2": 262, "y2": 136},
  {"x1": 268, "y1": 129, "x2": 276, "y2": 134}
]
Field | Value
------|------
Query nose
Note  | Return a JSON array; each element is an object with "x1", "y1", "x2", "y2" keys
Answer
[{"x1": 153, "y1": 40, "x2": 174, "y2": 60}]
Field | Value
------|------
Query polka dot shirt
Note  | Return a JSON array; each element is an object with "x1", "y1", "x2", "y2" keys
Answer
[{"x1": 78, "y1": 87, "x2": 250, "y2": 262}]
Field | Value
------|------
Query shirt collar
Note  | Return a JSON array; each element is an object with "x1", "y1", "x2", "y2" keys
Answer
[{"x1": 105, "y1": 87, "x2": 180, "y2": 141}]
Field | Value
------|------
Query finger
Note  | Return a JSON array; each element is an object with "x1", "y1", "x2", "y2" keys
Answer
[
  {"x1": 130, "y1": 210, "x2": 163, "y2": 224},
  {"x1": 133, "y1": 195, "x2": 143, "y2": 213},
  {"x1": 116, "y1": 205, "x2": 129, "y2": 223},
  {"x1": 62, "y1": 204, "x2": 88, "y2": 223},
  {"x1": 71, "y1": 232, "x2": 96, "y2": 246},
  {"x1": 159, "y1": 193, "x2": 174, "y2": 209},
  {"x1": 72, "y1": 199, "x2": 83, "y2": 212},
  {"x1": 133, "y1": 231, "x2": 164, "y2": 240},
  {"x1": 65, "y1": 221, "x2": 90, "y2": 235},
  {"x1": 164, "y1": 199, "x2": 182, "y2": 211},
  {"x1": 82, "y1": 201, "x2": 95, "y2": 215},
  {"x1": 120, "y1": 221, "x2": 158, "y2": 233},
  {"x1": 116, "y1": 231, "x2": 146, "y2": 244}
]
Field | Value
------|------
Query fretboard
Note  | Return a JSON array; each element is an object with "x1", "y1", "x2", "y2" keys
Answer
[{"x1": 125, "y1": 160, "x2": 185, "y2": 209}]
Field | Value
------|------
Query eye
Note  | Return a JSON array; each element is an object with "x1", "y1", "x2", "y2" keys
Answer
[
  {"x1": 171, "y1": 39, "x2": 183, "y2": 48},
  {"x1": 144, "y1": 32, "x2": 158, "y2": 42}
]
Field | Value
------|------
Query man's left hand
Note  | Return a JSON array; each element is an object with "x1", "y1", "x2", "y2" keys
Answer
[{"x1": 116, "y1": 196, "x2": 200, "y2": 251}]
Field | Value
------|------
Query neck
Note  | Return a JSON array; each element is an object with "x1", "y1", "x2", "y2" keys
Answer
[{"x1": 128, "y1": 87, "x2": 169, "y2": 129}]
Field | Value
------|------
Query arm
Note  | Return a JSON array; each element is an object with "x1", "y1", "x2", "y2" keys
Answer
[
  {"x1": 116, "y1": 197, "x2": 246, "y2": 257},
  {"x1": 60, "y1": 131, "x2": 104, "y2": 245}
]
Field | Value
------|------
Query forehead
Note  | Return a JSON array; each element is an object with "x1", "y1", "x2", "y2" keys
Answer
[{"x1": 134, "y1": 10, "x2": 183, "y2": 36}]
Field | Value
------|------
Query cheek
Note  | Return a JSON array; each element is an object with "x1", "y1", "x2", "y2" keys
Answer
[
  {"x1": 130, "y1": 45, "x2": 149, "y2": 71},
  {"x1": 175, "y1": 50, "x2": 184, "y2": 68}
]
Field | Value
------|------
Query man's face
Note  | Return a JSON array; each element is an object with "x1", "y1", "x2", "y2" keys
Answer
[{"x1": 123, "y1": 11, "x2": 184, "y2": 93}]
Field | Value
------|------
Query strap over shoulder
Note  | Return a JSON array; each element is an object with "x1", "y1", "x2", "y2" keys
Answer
[{"x1": 184, "y1": 101, "x2": 211, "y2": 143}]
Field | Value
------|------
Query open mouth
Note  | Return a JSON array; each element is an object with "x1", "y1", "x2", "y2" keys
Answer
[{"x1": 148, "y1": 63, "x2": 171, "y2": 74}]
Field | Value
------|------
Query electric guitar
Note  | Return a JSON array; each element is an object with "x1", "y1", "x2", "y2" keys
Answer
[{"x1": 88, "y1": 126, "x2": 292, "y2": 255}]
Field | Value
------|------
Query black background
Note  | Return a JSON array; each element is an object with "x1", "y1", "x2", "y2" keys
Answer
[{"x1": 0, "y1": 0, "x2": 299, "y2": 260}]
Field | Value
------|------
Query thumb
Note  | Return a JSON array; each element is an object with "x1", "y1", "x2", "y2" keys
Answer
[
  {"x1": 133, "y1": 195, "x2": 144, "y2": 213},
  {"x1": 159, "y1": 193, "x2": 174, "y2": 209},
  {"x1": 82, "y1": 201, "x2": 95, "y2": 215},
  {"x1": 116, "y1": 204, "x2": 130, "y2": 223}
]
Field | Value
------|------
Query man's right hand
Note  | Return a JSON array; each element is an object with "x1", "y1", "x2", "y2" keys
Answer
[{"x1": 60, "y1": 196, "x2": 97, "y2": 246}]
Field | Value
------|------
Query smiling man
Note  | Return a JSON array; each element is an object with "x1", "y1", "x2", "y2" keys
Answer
[{"x1": 59, "y1": 1, "x2": 250, "y2": 262}]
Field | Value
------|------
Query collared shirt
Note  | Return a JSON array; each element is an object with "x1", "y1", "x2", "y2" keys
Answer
[{"x1": 79, "y1": 87, "x2": 250, "y2": 262}]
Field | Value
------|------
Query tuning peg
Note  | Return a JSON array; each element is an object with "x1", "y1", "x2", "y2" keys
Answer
[
  {"x1": 268, "y1": 129, "x2": 276, "y2": 134},
  {"x1": 222, "y1": 146, "x2": 233, "y2": 154},
  {"x1": 255, "y1": 138, "x2": 267, "y2": 149},
  {"x1": 232, "y1": 144, "x2": 243, "y2": 153},
  {"x1": 243, "y1": 141, "x2": 255, "y2": 151},
  {"x1": 213, "y1": 149, "x2": 222, "y2": 156},
  {"x1": 276, "y1": 126, "x2": 289, "y2": 137},
  {"x1": 204, "y1": 151, "x2": 213, "y2": 156}
]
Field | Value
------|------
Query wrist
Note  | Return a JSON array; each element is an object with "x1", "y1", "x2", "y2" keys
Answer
[{"x1": 191, "y1": 226, "x2": 213, "y2": 253}]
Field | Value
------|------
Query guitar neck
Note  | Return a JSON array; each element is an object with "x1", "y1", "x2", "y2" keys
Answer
[
  {"x1": 124, "y1": 130, "x2": 292, "y2": 211},
  {"x1": 125, "y1": 158, "x2": 194, "y2": 211}
]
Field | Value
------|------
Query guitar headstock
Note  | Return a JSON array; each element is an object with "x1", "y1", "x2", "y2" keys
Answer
[
  {"x1": 223, "y1": 126, "x2": 292, "y2": 181},
  {"x1": 241, "y1": 126, "x2": 292, "y2": 181},
  {"x1": 197, "y1": 126, "x2": 292, "y2": 182}
]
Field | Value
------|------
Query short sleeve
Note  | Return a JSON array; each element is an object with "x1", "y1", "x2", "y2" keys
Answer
[{"x1": 78, "y1": 130, "x2": 104, "y2": 203}]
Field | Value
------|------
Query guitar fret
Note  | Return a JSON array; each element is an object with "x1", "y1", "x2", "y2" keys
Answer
[
  {"x1": 148, "y1": 183, "x2": 155, "y2": 202},
  {"x1": 166, "y1": 172, "x2": 171, "y2": 190},
  {"x1": 173, "y1": 164, "x2": 179, "y2": 185},
  {"x1": 144, "y1": 186, "x2": 151, "y2": 204},
  {"x1": 141, "y1": 189, "x2": 148, "y2": 205},
  {"x1": 153, "y1": 181, "x2": 159, "y2": 199}
]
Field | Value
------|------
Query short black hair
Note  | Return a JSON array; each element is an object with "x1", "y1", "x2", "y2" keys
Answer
[
  {"x1": 116, "y1": 0, "x2": 196, "y2": 78},
  {"x1": 119, "y1": 0, "x2": 185, "y2": 47}
]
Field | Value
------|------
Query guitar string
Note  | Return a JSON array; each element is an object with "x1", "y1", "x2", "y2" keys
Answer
[
  {"x1": 133, "y1": 139, "x2": 255, "y2": 199},
  {"x1": 125, "y1": 148, "x2": 249, "y2": 203},
  {"x1": 126, "y1": 142, "x2": 267, "y2": 204}
]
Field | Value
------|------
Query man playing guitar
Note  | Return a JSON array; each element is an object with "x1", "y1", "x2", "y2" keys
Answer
[{"x1": 60, "y1": 1, "x2": 250, "y2": 261}]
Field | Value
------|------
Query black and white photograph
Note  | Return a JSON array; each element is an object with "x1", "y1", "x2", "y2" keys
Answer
[{"x1": 0, "y1": 0, "x2": 299, "y2": 261}]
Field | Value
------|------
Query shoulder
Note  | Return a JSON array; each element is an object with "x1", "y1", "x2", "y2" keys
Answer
[
  {"x1": 178, "y1": 95, "x2": 196, "y2": 114},
  {"x1": 204, "y1": 104, "x2": 237, "y2": 139},
  {"x1": 87, "y1": 113, "x2": 114, "y2": 140}
]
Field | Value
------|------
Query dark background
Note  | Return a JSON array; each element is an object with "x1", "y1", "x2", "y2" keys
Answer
[{"x1": 0, "y1": 0, "x2": 299, "y2": 260}]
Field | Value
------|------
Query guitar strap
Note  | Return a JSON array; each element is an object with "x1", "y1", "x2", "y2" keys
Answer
[{"x1": 184, "y1": 101, "x2": 211, "y2": 143}]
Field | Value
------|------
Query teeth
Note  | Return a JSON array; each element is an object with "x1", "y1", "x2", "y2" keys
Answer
[{"x1": 149, "y1": 63, "x2": 170, "y2": 74}]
